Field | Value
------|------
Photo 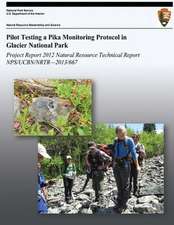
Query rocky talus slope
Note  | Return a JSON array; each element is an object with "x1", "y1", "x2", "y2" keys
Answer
[{"x1": 47, "y1": 155, "x2": 164, "y2": 214}]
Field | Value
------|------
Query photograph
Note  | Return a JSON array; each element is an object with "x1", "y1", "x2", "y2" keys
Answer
[
  {"x1": 37, "y1": 123, "x2": 164, "y2": 214},
  {"x1": 13, "y1": 79, "x2": 92, "y2": 136}
]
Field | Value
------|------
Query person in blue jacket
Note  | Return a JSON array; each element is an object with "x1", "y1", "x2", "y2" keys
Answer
[
  {"x1": 37, "y1": 143, "x2": 51, "y2": 214},
  {"x1": 108, "y1": 126, "x2": 140, "y2": 213}
]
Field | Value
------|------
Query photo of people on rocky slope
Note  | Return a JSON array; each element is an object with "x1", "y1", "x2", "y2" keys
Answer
[
  {"x1": 37, "y1": 123, "x2": 164, "y2": 214},
  {"x1": 14, "y1": 79, "x2": 92, "y2": 136}
]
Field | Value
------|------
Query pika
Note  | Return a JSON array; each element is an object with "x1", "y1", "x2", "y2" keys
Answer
[{"x1": 30, "y1": 96, "x2": 72, "y2": 123}]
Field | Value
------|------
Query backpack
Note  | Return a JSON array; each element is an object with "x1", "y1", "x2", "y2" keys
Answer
[
  {"x1": 97, "y1": 144, "x2": 112, "y2": 157},
  {"x1": 136, "y1": 144, "x2": 146, "y2": 165},
  {"x1": 88, "y1": 149, "x2": 104, "y2": 170}
]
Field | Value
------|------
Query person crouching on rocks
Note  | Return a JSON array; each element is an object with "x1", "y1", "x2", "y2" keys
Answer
[
  {"x1": 63, "y1": 155, "x2": 76, "y2": 204},
  {"x1": 37, "y1": 143, "x2": 51, "y2": 214},
  {"x1": 86, "y1": 141, "x2": 112, "y2": 205},
  {"x1": 108, "y1": 126, "x2": 140, "y2": 214},
  {"x1": 129, "y1": 133, "x2": 146, "y2": 197}
]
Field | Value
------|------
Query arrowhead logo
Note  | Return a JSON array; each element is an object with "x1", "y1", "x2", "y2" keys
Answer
[{"x1": 158, "y1": 8, "x2": 171, "y2": 27}]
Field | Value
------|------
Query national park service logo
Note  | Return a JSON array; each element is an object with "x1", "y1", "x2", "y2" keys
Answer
[{"x1": 158, "y1": 8, "x2": 171, "y2": 27}]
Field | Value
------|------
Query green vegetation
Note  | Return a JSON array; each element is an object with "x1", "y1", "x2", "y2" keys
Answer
[
  {"x1": 39, "y1": 123, "x2": 164, "y2": 179},
  {"x1": 14, "y1": 79, "x2": 92, "y2": 136}
]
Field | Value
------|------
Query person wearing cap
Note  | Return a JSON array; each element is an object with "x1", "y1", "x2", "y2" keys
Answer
[
  {"x1": 108, "y1": 126, "x2": 140, "y2": 213},
  {"x1": 86, "y1": 141, "x2": 112, "y2": 205},
  {"x1": 63, "y1": 155, "x2": 76, "y2": 203},
  {"x1": 37, "y1": 143, "x2": 51, "y2": 214}
]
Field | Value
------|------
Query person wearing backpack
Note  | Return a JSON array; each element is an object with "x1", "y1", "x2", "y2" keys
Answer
[
  {"x1": 86, "y1": 141, "x2": 112, "y2": 204},
  {"x1": 130, "y1": 133, "x2": 146, "y2": 196},
  {"x1": 63, "y1": 155, "x2": 76, "y2": 204},
  {"x1": 108, "y1": 126, "x2": 140, "y2": 213},
  {"x1": 80, "y1": 143, "x2": 111, "y2": 193}
]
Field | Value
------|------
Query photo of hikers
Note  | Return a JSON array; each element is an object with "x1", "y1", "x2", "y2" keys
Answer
[
  {"x1": 13, "y1": 79, "x2": 92, "y2": 136},
  {"x1": 37, "y1": 123, "x2": 164, "y2": 214}
]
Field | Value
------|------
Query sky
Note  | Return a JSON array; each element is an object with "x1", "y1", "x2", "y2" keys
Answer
[{"x1": 108, "y1": 123, "x2": 164, "y2": 133}]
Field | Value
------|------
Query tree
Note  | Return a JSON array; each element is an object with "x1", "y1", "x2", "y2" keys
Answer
[
  {"x1": 40, "y1": 123, "x2": 164, "y2": 179},
  {"x1": 143, "y1": 124, "x2": 156, "y2": 133}
]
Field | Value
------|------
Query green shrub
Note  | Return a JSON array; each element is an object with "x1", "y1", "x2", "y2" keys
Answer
[
  {"x1": 14, "y1": 79, "x2": 92, "y2": 136},
  {"x1": 41, "y1": 155, "x2": 64, "y2": 179},
  {"x1": 39, "y1": 124, "x2": 164, "y2": 179}
]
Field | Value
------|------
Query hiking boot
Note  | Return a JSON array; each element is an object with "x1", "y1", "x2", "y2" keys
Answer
[
  {"x1": 113, "y1": 206, "x2": 123, "y2": 214},
  {"x1": 113, "y1": 203, "x2": 127, "y2": 214},
  {"x1": 66, "y1": 198, "x2": 74, "y2": 204}
]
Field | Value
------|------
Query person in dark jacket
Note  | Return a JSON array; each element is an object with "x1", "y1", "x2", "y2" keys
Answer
[{"x1": 86, "y1": 142, "x2": 111, "y2": 204}]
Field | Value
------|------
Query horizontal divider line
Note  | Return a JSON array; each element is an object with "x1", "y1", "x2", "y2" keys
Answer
[
  {"x1": 6, "y1": 27, "x2": 173, "y2": 30},
  {"x1": 6, "y1": 1, "x2": 173, "y2": 7}
]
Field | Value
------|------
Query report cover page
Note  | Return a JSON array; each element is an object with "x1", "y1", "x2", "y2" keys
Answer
[{"x1": 0, "y1": 0, "x2": 173, "y2": 224}]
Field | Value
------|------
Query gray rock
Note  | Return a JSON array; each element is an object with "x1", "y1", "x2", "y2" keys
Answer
[
  {"x1": 140, "y1": 183, "x2": 164, "y2": 196},
  {"x1": 73, "y1": 202, "x2": 82, "y2": 210},
  {"x1": 80, "y1": 208, "x2": 93, "y2": 214},
  {"x1": 127, "y1": 196, "x2": 137, "y2": 206},
  {"x1": 138, "y1": 195, "x2": 158, "y2": 204},
  {"x1": 134, "y1": 202, "x2": 163, "y2": 214},
  {"x1": 76, "y1": 193, "x2": 90, "y2": 201},
  {"x1": 134, "y1": 203, "x2": 155, "y2": 214},
  {"x1": 48, "y1": 207, "x2": 61, "y2": 214},
  {"x1": 66, "y1": 209, "x2": 79, "y2": 214},
  {"x1": 47, "y1": 155, "x2": 164, "y2": 214}
]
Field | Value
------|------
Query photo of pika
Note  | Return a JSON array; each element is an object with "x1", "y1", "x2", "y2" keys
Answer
[{"x1": 13, "y1": 79, "x2": 92, "y2": 136}]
